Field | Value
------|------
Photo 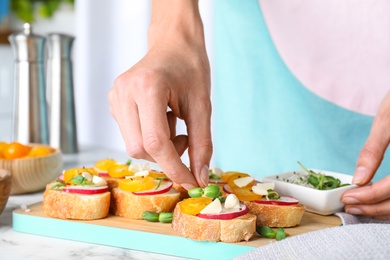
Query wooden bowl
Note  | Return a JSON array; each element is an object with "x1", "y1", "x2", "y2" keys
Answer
[
  {"x1": 0, "y1": 145, "x2": 63, "y2": 195},
  {"x1": 0, "y1": 169, "x2": 12, "y2": 215}
]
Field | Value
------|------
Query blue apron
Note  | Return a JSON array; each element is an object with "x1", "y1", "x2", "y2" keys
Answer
[{"x1": 213, "y1": 0, "x2": 389, "y2": 182}]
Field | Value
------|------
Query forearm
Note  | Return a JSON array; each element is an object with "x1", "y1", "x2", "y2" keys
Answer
[{"x1": 148, "y1": 0, "x2": 205, "y2": 50}]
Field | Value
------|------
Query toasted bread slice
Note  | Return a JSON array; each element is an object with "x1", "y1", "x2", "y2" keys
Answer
[
  {"x1": 42, "y1": 185, "x2": 110, "y2": 220},
  {"x1": 111, "y1": 187, "x2": 180, "y2": 219},
  {"x1": 245, "y1": 201, "x2": 305, "y2": 227},
  {"x1": 172, "y1": 183, "x2": 190, "y2": 201},
  {"x1": 171, "y1": 201, "x2": 256, "y2": 243},
  {"x1": 101, "y1": 176, "x2": 121, "y2": 191}
]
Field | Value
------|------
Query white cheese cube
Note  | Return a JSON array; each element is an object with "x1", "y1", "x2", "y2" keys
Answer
[
  {"x1": 233, "y1": 176, "x2": 254, "y2": 188},
  {"x1": 200, "y1": 198, "x2": 222, "y2": 214},
  {"x1": 82, "y1": 172, "x2": 93, "y2": 182},
  {"x1": 211, "y1": 167, "x2": 224, "y2": 177},
  {"x1": 92, "y1": 175, "x2": 107, "y2": 186},
  {"x1": 134, "y1": 170, "x2": 150, "y2": 177},
  {"x1": 224, "y1": 194, "x2": 240, "y2": 209},
  {"x1": 256, "y1": 182, "x2": 275, "y2": 191},
  {"x1": 252, "y1": 185, "x2": 268, "y2": 196}
]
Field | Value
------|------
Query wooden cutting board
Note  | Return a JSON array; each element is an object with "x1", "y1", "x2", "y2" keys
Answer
[{"x1": 13, "y1": 202, "x2": 341, "y2": 260}]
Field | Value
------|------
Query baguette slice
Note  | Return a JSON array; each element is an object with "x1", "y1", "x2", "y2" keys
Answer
[
  {"x1": 111, "y1": 187, "x2": 180, "y2": 219},
  {"x1": 171, "y1": 201, "x2": 256, "y2": 243},
  {"x1": 42, "y1": 183, "x2": 110, "y2": 220},
  {"x1": 101, "y1": 176, "x2": 121, "y2": 191},
  {"x1": 172, "y1": 183, "x2": 190, "y2": 201},
  {"x1": 245, "y1": 201, "x2": 305, "y2": 227}
]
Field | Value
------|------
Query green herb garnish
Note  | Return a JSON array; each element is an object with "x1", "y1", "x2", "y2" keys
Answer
[
  {"x1": 154, "y1": 177, "x2": 169, "y2": 190},
  {"x1": 125, "y1": 159, "x2": 132, "y2": 165},
  {"x1": 209, "y1": 173, "x2": 221, "y2": 180},
  {"x1": 50, "y1": 180, "x2": 66, "y2": 189},
  {"x1": 71, "y1": 175, "x2": 88, "y2": 186},
  {"x1": 297, "y1": 161, "x2": 349, "y2": 190},
  {"x1": 266, "y1": 189, "x2": 281, "y2": 200}
]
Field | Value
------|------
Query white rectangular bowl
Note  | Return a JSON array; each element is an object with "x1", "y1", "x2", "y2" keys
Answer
[{"x1": 263, "y1": 169, "x2": 357, "y2": 215}]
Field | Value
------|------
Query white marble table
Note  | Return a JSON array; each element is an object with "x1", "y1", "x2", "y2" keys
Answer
[{"x1": 0, "y1": 147, "x2": 189, "y2": 260}]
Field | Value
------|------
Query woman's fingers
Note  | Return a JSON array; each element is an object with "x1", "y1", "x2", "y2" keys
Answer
[
  {"x1": 343, "y1": 175, "x2": 390, "y2": 219},
  {"x1": 352, "y1": 90, "x2": 390, "y2": 186},
  {"x1": 186, "y1": 96, "x2": 213, "y2": 188},
  {"x1": 137, "y1": 85, "x2": 198, "y2": 189}
]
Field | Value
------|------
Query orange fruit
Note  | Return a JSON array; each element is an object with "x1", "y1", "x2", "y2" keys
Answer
[
  {"x1": 3, "y1": 142, "x2": 31, "y2": 159},
  {"x1": 27, "y1": 146, "x2": 53, "y2": 157}
]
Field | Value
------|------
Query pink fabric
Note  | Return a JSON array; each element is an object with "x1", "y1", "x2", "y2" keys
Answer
[{"x1": 259, "y1": 0, "x2": 390, "y2": 116}]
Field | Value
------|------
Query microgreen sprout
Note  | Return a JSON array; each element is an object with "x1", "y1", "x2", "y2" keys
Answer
[{"x1": 297, "y1": 161, "x2": 349, "y2": 190}]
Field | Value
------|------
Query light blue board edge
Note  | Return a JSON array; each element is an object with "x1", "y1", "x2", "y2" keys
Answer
[{"x1": 13, "y1": 211, "x2": 254, "y2": 260}]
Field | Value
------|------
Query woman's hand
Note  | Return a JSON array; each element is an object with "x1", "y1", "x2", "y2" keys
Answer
[
  {"x1": 342, "y1": 90, "x2": 390, "y2": 219},
  {"x1": 108, "y1": 0, "x2": 212, "y2": 190}
]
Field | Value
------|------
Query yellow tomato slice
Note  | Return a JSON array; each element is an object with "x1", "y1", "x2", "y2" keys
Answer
[
  {"x1": 108, "y1": 164, "x2": 134, "y2": 178},
  {"x1": 118, "y1": 176, "x2": 155, "y2": 192},
  {"x1": 179, "y1": 197, "x2": 213, "y2": 215},
  {"x1": 83, "y1": 167, "x2": 98, "y2": 176},
  {"x1": 63, "y1": 167, "x2": 97, "y2": 184},
  {"x1": 227, "y1": 173, "x2": 252, "y2": 189},
  {"x1": 95, "y1": 158, "x2": 117, "y2": 171},
  {"x1": 220, "y1": 171, "x2": 246, "y2": 182},
  {"x1": 148, "y1": 170, "x2": 168, "y2": 179},
  {"x1": 232, "y1": 187, "x2": 262, "y2": 202},
  {"x1": 63, "y1": 167, "x2": 84, "y2": 184}
]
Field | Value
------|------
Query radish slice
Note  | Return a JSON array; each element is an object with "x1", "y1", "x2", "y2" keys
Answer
[
  {"x1": 223, "y1": 184, "x2": 233, "y2": 194},
  {"x1": 132, "y1": 180, "x2": 173, "y2": 196},
  {"x1": 197, "y1": 203, "x2": 249, "y2": 220},
  {"x1": 98, "y1": 172, "x2": 109, "y2": 177},
  {"x1": 254, "y1": 196, "x2": 299, "y2": 206},
  {"x1": 58, "y1": 174, "x2": 65, "y2": 182},
  {"x1": 63, "y1": 185, "x2": 109, "y2": 194}
]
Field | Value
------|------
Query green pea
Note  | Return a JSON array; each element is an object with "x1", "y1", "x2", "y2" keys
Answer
[
  {"x1": 204, "y1": 185, "x2": 221, "y2": 199},
  {"x1": 256, "y1": 226, "x2": 276, "y2": 239},
  {"x1": 158, "y1": 212, "x2": 173, "y2": 223},
  {"x1": 275, "y1": 228, "x2": 287, "y2": 241},
  {"x1": 142, "y1": 211, "x2": 159, "y2": 222},
  {"x1": 188, "y1": 187, "x2": 204, "y2": 198}
]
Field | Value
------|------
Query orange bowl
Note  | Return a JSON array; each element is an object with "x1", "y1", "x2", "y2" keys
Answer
[
  {"x1": 0, "y1": 169, "x2": 12, "y2": 215},
  {"x1": 0, "y1": 144, "x2": 63, "y2": 195}
]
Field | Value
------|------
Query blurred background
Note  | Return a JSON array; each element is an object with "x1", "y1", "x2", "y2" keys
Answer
[{"x1": 0, "y1": 0, "x2": 214, "y2": 165}]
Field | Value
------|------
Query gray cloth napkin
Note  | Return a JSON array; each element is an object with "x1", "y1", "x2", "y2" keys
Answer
[{"x1": 233, "y1": 213, "x2": 390, "y2": 260}]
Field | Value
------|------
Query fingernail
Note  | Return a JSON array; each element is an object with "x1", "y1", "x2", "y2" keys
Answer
[
  {"x1": 342, "y1": 197, "x2": 360, "y2": 205},
  {"x1": 200, "y1": 165, "x2": 209, "y2": 187},
  {"x1": 181, "y1": 183, "x2": 196, "y2": 190},
  {"x1": 346, "y1": 207, "x2": 363, "y2": 215},
  {"x1": 352, "y1": 166, "x2": 367, "y2": 184}
]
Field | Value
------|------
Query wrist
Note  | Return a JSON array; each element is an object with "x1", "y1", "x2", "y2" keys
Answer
[{"x1": 148, "y1": 0, "x2": 205, "y2": 49}]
